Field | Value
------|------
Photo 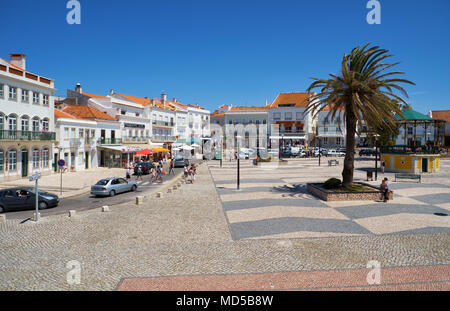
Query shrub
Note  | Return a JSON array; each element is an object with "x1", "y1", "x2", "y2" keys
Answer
[
  {"x1": 323, "y1": 178, "x2": 342, "y2": 189},
  {"x1": 258, "y1": 156, "x2": 272, "y2": 162}
]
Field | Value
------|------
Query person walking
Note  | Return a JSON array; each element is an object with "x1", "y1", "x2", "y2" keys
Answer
[
  {"x1": 381, "y1": 160, "x2": 386, "y2": 174},
  {"x1": 169, "y1": 158, "x2": 175, "y2": 176},
  {"x1": 136, "y1": 166, "x2": 143, "y2": 181},
  {"x1": 126, "y1": 167, "x2": 131, "y2": 180}
]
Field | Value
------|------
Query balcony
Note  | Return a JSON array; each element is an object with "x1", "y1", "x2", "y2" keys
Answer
[
  {"x1": 278, "y1": 130, "x2": 306, "y2": 137},
  {"x1": 152, "y1": 135, "x2": 177, "y2": 142},
  {"x1": 122, "y1": 136, "x2": 150, "y2": 143},
  {"x1": 152, "y1": 121, "x2": 174, "y2": 127},
  {"x1": 0, "y1": 130, "x2": 56, "y2": 141},
  {"x1": 317, "y1": 127, "x2": 345, "y2": 136},
  {"x1": 97, "y1": 138, "x2": 122, "y2": 145},
  {"x1": 69, "y1": 138, "x2": 82, "y2": 148}
]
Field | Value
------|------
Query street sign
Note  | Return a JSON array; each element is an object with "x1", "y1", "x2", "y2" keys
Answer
[
  {"x1": 29, "y1": 172, "x2": 41, "y2": 182},
  {"x1": 58, "y1": 159, "x2": 65, "y2": 167}
]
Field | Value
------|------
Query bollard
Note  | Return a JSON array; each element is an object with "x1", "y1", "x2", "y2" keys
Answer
[
  {"x1": 69, "y1": 210, "x2": 76, "y2": 217},
  {"x1": 136, "y1": 196, "x2": 144, "y2": 205},
  {"x1": 167, "y1": 188, "x2": 172, "y2": 193},
  {"x1": 33, "y1": 212, "x2": 40, "y2": 222},
  {"x1": 102, "y1": 206, "x2": 110, "y2": 212},
  {"x1": 156, "y1": 192, "x2": 163, "y2": 198},
  {"x1": 0, "y1": 214, "x2": 6, "y2": 223},
  {"x1": 173, "y1": 185, "x2": 177, "y2": 190},
  {"x1": 177, "y1": 182, "x2": 182, "y2": 187}
]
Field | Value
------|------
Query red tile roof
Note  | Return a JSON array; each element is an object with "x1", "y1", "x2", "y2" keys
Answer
[
  {"x1": 82, "y1": 92, "x2": 106, "y2": 99},
  {"x1": 431, "y1": 110, "x2": 450, "y2": 122},
  {"x1": 116, "y1": 93, "x2": 151, "y2": 106},
  {"x1": 54, "y1": 109, "x2": 77, "y2": 119},
  {"x1": 268, "y1": 92, "x2": 312, "y2": 108},
  {"x1": 63, "y1": 105, "x2": 115, "y2": 121}
]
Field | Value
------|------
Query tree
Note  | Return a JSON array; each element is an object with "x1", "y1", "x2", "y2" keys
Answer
[{"x1": 305, "y1": 44, "x2": 415, "y2": 187}]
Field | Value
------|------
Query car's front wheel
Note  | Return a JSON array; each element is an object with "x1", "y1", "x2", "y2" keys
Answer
[{"x1": 38, "y1": 201, "x2": 48, "y2": 210}]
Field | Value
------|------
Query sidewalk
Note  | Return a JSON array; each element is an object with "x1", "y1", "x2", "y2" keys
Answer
[{"x1": 0, "y1": 167, "x2": 126, "y2": 198}]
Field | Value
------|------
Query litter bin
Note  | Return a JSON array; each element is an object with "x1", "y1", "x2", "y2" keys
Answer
[
  {"x1": 367, "y1": 171, "x2": 373, "y2": 181},
  {"x1": 253, "y1": 159, "x2": 257, "y2": 166}
]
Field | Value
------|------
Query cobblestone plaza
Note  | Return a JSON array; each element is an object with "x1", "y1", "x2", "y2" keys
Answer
[{"x1": 0, "y1": 159, "x2": 449, "y2": 290}]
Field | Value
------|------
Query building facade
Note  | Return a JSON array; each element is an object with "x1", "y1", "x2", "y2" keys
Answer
[{"x1": 0, "y1": 54, "x2": 56, "y2": 182}]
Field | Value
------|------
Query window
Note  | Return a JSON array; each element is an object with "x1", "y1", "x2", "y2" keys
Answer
[
  {"x1": 22, "y1": 89, "x2": 29, "y2": 103},
  {"x1": 32, "y1": 117, "x2": 40, "y2": 132},
  {"x1": 273, "y1": 112, "x2": 281, "y2": 120},
  {"x1": 0, "y1": 113, "x2": 3, "y2": 130},
  {"x1": 0, "y1": 84, "x2": 4, "y2": 98},
  {"x1": 33, "y1": 149, "x2": 40, "y2": 168},
  {"x1": 0, "y1": 150, "x2": 3, "y2": 172},
  {"x1": 323, "y1": 117, "x2": 329, "y2": 124},
  {"x1": 121, "y1": 110, "x2": 125, "y2": 115},
  {"x1": 43, "y1": 94, "x2": 49, "y2": 106},
  {"x1": 79, "y1": 129, "x2": 84, "y2": 138},
  {"x1": 263, "y1": 120, "x2": 267, "y2": 124},
  {"x1": 64, "y1": 127, "x2": 69, "y2": 138},
  {"x1": 21, "y1": 116, "x2": 29, "y2": 131},
  {"x1": 8, "y1": 115, "x2": 17, "y2": 130},
  {"x1": 407, "y1": 127, "x2": 413, "y2": 135},
  {"x1": 285, "y1": 112, "x2": 292, "y2": 120},
  {"x1": 42, "y1": 118, "x2": 49, "y2": 131},
  {"x1": 296, "y1": 112, "x2": 303, "y2": 120},
  {"x1": 9, "y1": 150, "x2": 17, "y2": 170},
  {"x1": 9, "y1": 86, "x2": 17, "y2": 100},
  {"x1": 70, "y1": 128, "x2": 75, "y2": 138},
  {"x1": 336, "y1": 137, "x2": 341, "y2": 145},
  {"x1": 32, "y1": 92, "x2": 39, "y2": 104}
]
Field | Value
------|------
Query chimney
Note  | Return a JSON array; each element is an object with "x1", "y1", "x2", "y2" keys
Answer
[
  {"x1": 110, "y1": 89, "x2": 114, "y2": 96},
  {"x1": 75, "y1": 83, "x2": 82, "y2": 94},
  {"x1": 173, "y1": 98, "x2": 177, "y2": 103},
  {"x1": 265, "y1": 99, "x2": 268, "y2": 106},
  {"x1": 10, "y1": 54, "x2": 26, "y2": 70}
]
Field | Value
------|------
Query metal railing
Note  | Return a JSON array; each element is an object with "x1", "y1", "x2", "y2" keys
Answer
[
  {"x1": 0, "y1": 130, "x2": 56, "y2": 141},
  {"x1": 381, "y1": 145, "x2": 441, "y2": 154},
  {"x1": 122, "y1": 136, "x2": 150, "y2": 143},
  {"x1": 97, "y1": 138, "x2": 122, "y2": 145},
  {"x1": 152, "y1": 135, "x2": 177, "y2": 142},
  {"x1": 152, "y1": 120, "x2": 174, "y2": 127}
]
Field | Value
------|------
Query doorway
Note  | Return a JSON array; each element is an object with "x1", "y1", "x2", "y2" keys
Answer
[
  {"x1": 85, "y1": 152, "x2": 89, "y2": 169},
  {"x1": 21, "y1": 149, "x2": 28, "y2": 177},
  {"x1": 422, "y1": 158, "x2": 428, "y2": 173}
]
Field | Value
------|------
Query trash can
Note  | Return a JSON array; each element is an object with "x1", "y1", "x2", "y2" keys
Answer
[
  {"x1": 253, "y1": 159, "x2": 257, "y2": 166},
  {"x1": 367, "y1": 171, "x2": 373, "y2": 181}
]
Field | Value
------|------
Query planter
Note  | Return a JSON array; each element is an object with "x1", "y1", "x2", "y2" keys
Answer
[{"x1": 307, "y1": 182, "x2": 394, "y2": 201}]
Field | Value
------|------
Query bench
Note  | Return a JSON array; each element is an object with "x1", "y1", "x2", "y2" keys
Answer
[
  {"x1": 328, "y1": 160, "x2": 339, "y2": 166},
  {"x1": 395, "y1": 173, "x2": 421, "y2": 183}
]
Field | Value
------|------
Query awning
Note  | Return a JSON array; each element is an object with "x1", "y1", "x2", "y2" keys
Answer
[
  {"x1": 270, "y1": 136, "x2": 306, "y2": 140},
  {"x1": 99, "y1": 145, "x2": 142, "y2": 153}
]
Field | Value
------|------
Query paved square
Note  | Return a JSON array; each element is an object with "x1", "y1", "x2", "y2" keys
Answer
[{"x1": 208, "y1": 158, "x2": 450, "y2": 240}]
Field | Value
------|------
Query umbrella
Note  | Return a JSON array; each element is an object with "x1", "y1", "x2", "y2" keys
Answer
[
  {"x1": 190, "y1": 143, "x2": 200, "y2": 147},
  {"x1": 135, "y1": 149, "x2": 153, "y2": 156},
  {"x1": 172, "y1": 147, "x2": 181, "y2": 151},
  {"x1": 153, "y1": 148, "x2": 170, "y2": 153}
]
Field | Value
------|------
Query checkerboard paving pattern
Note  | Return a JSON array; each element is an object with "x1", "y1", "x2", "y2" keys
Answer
[{"x1": 208, "y1": 159, "x2": 450, "y2": 240}]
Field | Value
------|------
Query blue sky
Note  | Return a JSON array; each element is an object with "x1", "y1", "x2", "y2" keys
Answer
[{"x1": 1, "y1": 0, "x2": 449, "y2": 114}]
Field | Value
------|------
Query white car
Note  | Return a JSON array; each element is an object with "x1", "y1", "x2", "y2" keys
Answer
[{"x1": 327, "y1": 149, "x2": 345, "y2": 157}]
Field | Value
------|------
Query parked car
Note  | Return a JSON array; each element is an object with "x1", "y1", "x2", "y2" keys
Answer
[
  {"x1": 359, "y1": 149, "x2": 377, "y2": 156},
  {"x1": 281, "y1": 149, "x2": 292, "y2": 158},
  {"x1": 327, "y1": 149, "x2": 345, "y2": 157},
  {"x1": 0, "y1": 188, "x2": 59, "y2": 213},
  {"x1": 174, "y1": 157, "x2": 189, "y2": 167},
  {"x1": 239, "y1": 148, "x2": 256, "y2": 160},
  {"x1": 134, "y1": 162, "x2": 154, "y2": 175},
  {"x1": 91, "y1": 177, "x2": 138, "y2": 197}
]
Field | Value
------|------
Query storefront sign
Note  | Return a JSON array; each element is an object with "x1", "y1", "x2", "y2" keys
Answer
[{"x1": 124, "y1": 123, "x2": 145, "y2": 129}]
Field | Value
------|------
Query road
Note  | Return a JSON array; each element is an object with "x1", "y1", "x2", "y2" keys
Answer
[{"x1": 4, "y1": 167, "x2": 184, "y2": 221}]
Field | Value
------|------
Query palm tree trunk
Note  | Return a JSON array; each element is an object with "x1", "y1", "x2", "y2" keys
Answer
[{"x1": 342, "y1": 108, "x2": 357, "y2": 187}]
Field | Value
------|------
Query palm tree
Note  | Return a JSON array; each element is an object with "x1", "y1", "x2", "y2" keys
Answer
[{"x1": 305, "y1": 44, "x2": 415, "y2": 187}]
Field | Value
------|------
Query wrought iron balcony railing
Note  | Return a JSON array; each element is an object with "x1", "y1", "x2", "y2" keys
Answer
[
  {"x1": 97, "y1": 138, "x2": 122, "y2": 145},
  {"x1": 0, "y1": 130, "x2": 56, "y2": 141}
]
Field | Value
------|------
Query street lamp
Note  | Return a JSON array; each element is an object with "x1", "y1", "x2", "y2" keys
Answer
[
  {"x1": 374, "y1": 134, "x2": 380, "y2": 181},
  {"x1": 236, "y1": 135, "x2": 242, "y2": 190}
]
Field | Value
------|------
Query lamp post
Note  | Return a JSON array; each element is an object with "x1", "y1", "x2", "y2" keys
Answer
[
  {"x1": 374, "y1": 134, "x2": 380, "y2": 181},
  {"x1": 236, "y1": 135, "x2": 242, "y2": 190}
]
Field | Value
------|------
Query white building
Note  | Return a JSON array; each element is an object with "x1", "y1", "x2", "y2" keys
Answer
[
  {"x1": 315, "y1": 107, "x2": 346, "y2": 148},
  {"x1": 266, "y1": 92, "x2": 316, "y2": 147},
  {"x1": 0, "y1": 54, "x2": 56, "y2": 182}
]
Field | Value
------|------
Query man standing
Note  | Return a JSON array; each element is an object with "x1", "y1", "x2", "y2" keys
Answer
[{"x1": 169, "y1": 158, "x2": 175, "y2": 176}]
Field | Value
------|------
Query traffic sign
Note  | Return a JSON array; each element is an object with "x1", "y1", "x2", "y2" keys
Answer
[
  {"x1": 58, "y1": 159, "x2": 65, "y2": 167},
  {"x1": 29, "y1": 172, "x2": 41, "y2": 182}
]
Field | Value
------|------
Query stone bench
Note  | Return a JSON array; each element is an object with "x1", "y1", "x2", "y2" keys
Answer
[{"x1": 328, "y1": 160, "x2": 339, "y2": 166}]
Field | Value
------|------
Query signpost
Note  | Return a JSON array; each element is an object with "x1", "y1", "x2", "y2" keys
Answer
[
  {"x1": 29, "y1": 172, "x2": 41, "y2": 221},
  {"x1": 58, "y1": 159, "x2": 65, "y2": 196}
]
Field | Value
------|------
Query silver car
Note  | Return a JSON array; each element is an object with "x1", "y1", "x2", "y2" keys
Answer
[{"x1": 91, "y1": 177, "x2": 138, "y2": 197}]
